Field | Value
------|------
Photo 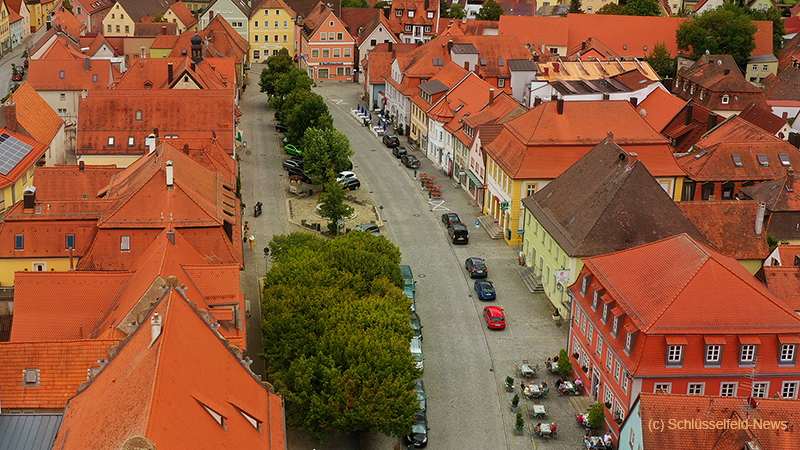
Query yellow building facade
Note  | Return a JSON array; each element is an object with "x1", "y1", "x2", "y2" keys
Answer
[
  {"x1": 0, "y1": 1, "x2": 10, "y2": 55},
  {"x1": 28, "y1": 0, "x2": 56, "y2": 32},
  {"x1": 248, "y1": 1, "x2": 295, "y2": 63},
  {"x1": 101, "y1": 2, "x2": 136, "y2": 36}
]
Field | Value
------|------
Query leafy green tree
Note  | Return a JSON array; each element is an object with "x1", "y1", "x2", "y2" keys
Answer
[
  {"x1": 556, "y1": 348, "x2": 573, "y2": 376},
  {"x1": 676, "y1": 3, "x2": 757, "y2": 66},
  {"x1": 595, "y1": 2, "x2": 625, "y2": 14},
  {"x1": 449, "y1": 4, "x2": 466, "y2": 18},
  {"x1": 302, "y1": 128, "x2": 354, "y2": 184},
  {"x1": 746, "y1": 7, "x2": 785, "y2": 56},
  {"x1": 318, "y1": 177, "x2": 354, "y2": 234},
  {"x1": 259, "y1": 48, "x2": 295, "y2": 95},
  {"x1": 152, "y1": 13, "x2": 167, "y2": 22},
  {"x1": 62, "y1": 0, "x2": 74, "y2": 14},
  {"x1": 440, "y1": 0, "x2": 451, "y2": 17},
  {"x1": 476, "y1": 0, "x2": 504, "y2": 20},
  {"x1": 569, "y1": 0, "x2": 583, "y2": 13},
  {"x1": 261, "y1": 232, "x2": 415, "y2": 439},
  {"x1": 588, "y1": 402, "x2": 605, "y2": 429},
  {"x1": 285, "y1": 93, "x2": 333, "y2": 145},
  {"x1": 270, "y1": 67, "x2": 314, "y2": 112},
  {"x1": 342, "y1": 0, "x2": 368, "y2": 7},
  {"x1": 645, "y1": 41, "x2": 677, "y2": 79},
  {"x1": 623, "y1": 0, "x2": 660, "y2": 16}
]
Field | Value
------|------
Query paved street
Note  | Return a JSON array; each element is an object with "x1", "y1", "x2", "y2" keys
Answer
[{"x1": 239, "y1": 69, "x2": 582, "y2": 450}]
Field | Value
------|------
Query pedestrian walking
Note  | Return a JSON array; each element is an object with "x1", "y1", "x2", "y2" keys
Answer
[{"x1": 248, "y1": 235, "x2": 255, "y2": 250}]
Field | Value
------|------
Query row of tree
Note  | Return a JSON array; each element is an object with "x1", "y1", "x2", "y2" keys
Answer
[{"x1": 261, "y1": 232, "x2": 419, "y2": 440}]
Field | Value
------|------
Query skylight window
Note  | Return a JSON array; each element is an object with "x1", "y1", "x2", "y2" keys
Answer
[
  {"x1": 498, "y1": 57, "x2": 505, "y2": 66},
  {"x1": 757, "y1": 154, "x2": 769, "y2": 167},
  {"x1": 432, "y1": 58, "x2": 443, "y2": 66},
  {"x1": 694, "y1": 150, "x2": 707, "y2": 160},
  {"x1": 480, "y1": 58, "x2": 487, "y2": 66},
  {"x1": 732, "y1": 154, "x2": 743, "y2": 168},
  {"x1": 780, "y1": 153, "x2": 791, "y2": 167}
]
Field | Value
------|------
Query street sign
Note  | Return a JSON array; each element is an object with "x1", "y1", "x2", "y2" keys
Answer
[
  {"x1": 556, "y1": 270, "x2": 570, "y2": 283},
  {"x1": 500, "y1": 201, "x2": 510, "y2": 210}
]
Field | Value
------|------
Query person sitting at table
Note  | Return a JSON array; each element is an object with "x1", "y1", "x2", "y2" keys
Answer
[
  {"x1": 584, "y1": 433, "x2": 592, "y2": 449},
  {"x1": 550, "y1": 422, "x2": 557, "y2": 436},
  {"x1": 541, "y1": 379, "x2": 548, "y2": 388},
  {"x1": 521, "y1": 381, "x2": 526, "y2": 390},
  {"x1": 556, "y1": 377, "x2": 564, "y2": 388},
  {"x1": 603, "y1": 431, "x2": 613, "y2": 449},
  {"x1": 575, "y1": 378, "x2": 583, "y2": 391},
  {"x1": 553, "y1": 355, "x2": 559, "y2": 363},
  {"x1": 545, "y1": 357, "x2": 553, "y2": 370}
]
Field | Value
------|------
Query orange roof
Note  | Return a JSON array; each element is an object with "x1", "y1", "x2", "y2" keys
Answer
[
  {"x1": 0, "y1": 339, "x2": 119, "y2": 409},
  {"x1": 434, "y1": 73, "x2": 498, "y2": 144},
  {"x1": 168, "y1": 1, "x2": 197, "y2": 28},
  {"x1": 0, "y1": 127, "x2": 49, "y2": 190},
  {"x1": 581, "y1": 233, "x2": 800, "y2": 335},
  {"x1": 27, "y1": 59, "x2": 116, "y2": 91},
  {"x1": 462, "y1": 91, "x2": 527, "y2": 129},
  {"x1": 678, "y1": 201, "x2": 770, "y2": 260},
  {"x1": 636, "y1": 87, "x2": 687, "y2": 132},
  {"x1": 762, "y1": 265, "x2": 800, "y2": 312},
  {"x1": 76, "y1": 90, "x2": 236, "y2": 155},
  {"x1": 115, "y1": 57, "x2": 236, "y2": 90},
  {"x1": 9, "y1": 82, "x2": 65, "y2": 145},
  {"x1": 10, "y1": 271, "x2": 131, "y2": 341},
  {"x1": 498, "y1": 15, "x2": 569, "y2": 48},
  {"x1": 167, "y1": 15, "x2": 249, "y2": 65},
  {"x1": 0, "y1": 218, "x2": 100, "y2": 259},
  {"x1": 52, "y1": 7, "x2": 87, "y2": 38},
  {"x1": 27, "y1": 165, "x2": 123, "y2": 201},
  {"x1": 151, "y1": 34, "x2": 180, "y2": 50},
  {"x1": 484, "y1": 100, "x2": 683, "y2": 179},
  {"x1": 53, "y1": 290, "x2": 285, "y2": 450},
  {"x1": 39, "y1": 37, "x2": 85, "y2": 61}
]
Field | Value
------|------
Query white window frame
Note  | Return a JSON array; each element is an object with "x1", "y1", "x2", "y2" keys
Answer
[
  {"x1": 587, "y1": 323, "x2": 593, "y2": 345},
  {"x1": 613, "y1": 359, "x2": 621, "y2": 382},
  {"x1": 780, "y1": 344, "x2": 796, "y2": 364},
  {"x1": 654, "y1": 383, "x2": 671, "y2": 393},
  {"x1": 720, "y1": 382, "x2": 737, "y2": 397},
  {"x1": 606, "y1": 350, "x2": 613, "y2": 372},
  {"x1": 752, "y1": 381, "x2": 769, "y2": 398},
  {"x1": 667, "y1": 345, "x2": 683, "y2": 365},
  {"x1": 687, "y1": 383, "x2": 705, "y2": 395},
  {"x1": 740, "y1": 344, "x2": 756, "y2": 364},
  {"x1": 782, "y1": 381, "x2": 798, "y2": 399},
  {"x1": 121, "y1": 235, "x2": 131, "y2": 252},
  {"x1": 596, "y1": 338, "x2": 603, "y2": 357},
  {"x1": 705, "y1": 345, "x2": 721, "y2": 364}
]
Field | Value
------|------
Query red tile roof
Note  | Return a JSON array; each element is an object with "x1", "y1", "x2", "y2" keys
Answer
[
  {"x1": 762, "y1": 265, "x2": 800, "y2": 312},
  {"x1": 677, "y1": 201, "x2": 770, "y2": 260},
  {"x1": 462, "y1": 91, "x2": 527, "y2": 130},
  {"x1": 10, "y1": 271, "x2": 131, "y2": 341},
  {"x1": 567, "y1": 37, "x2": 620, "y2": 60},
  {"x1": 114, "y1": 57, "x2": 236, "y2": 91},
  {"x1": 25, "y1": 165, "x2": 122, "y2": 201},
  {"x1": 634, "y1": 394, "x2": 800, "y2": 450},
  {"x1": 674, "y1": 54, "x2": 768, "y2": 111},
  {"x1": 0, "y1": 127, "x2": 48, "y2": 190},
  {"x1": 0, "y1": 217, "x2": 100, "y2": 259},
  {"x1": 52, "y1": 7, "x2": 87, "y2": 38},
  {"x1": 762, "y1": 66, "x2": 800, "y2": 102},
  {"x1": 0, "y1": 339, "x2": 119, "y2": 409},
  {"x1": 341, "y1": 7, "x2": 381, "y2": 45},
  {"x1": 167, "y1": 1, "x2": 197, "y2": 28},
  {"x1": 77, "y1": 89, "x2": 236, "y2": 155},
  {"x1": 8, "y1": 82, "x2": 65, "y2": 146},
  {"x1": 738, "y1": 102, "x2": 789, "y2": 135},
  {"x1": 27, "y1": 59, "x2": 117, "y2": 91},
  {"x1": 168, "y1": 17, "x2": 249, "y2": 66},
  {"x1": 661, "y1": 101, "x2": 720, "y2": 153},
  {"x1": 53, "y1": 290, "x2": 284, "y2": 450},
  {"x1": 498, "y1": 15, "x2": 569, "y2": 48},
  {"x1": 636, "y1": 87, "x2": 687, "y2": 132},
  {"x1": 581, "y1": 233, "x2": 800, "y2": 335},
  {"x1": 484, "y1": 100, "x2": 683, "y2": 179},
  {"x1": 39, "y1": 37, "x2": 85, "y2": 60}
]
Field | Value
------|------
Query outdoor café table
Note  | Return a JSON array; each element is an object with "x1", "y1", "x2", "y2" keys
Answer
[
  {"x1": 521, "y1": 364, "x2": 535, "y2": 378},
  {"x1": 550, "y1": 361, "x2": 558, "y2": 372},
  {"x1": 532, "y1": 404, "x2": 546, "y2": 418},
  {"x1": 586, "y1": 436, "x2": 606, "y2": 450},
  {"x1": 535, "y1": 423, "x2": 552, "y2": 437},
  {"x1": 561, "y1": 381, "x2": 574, "y2": 391},
  {"x1": 524, "y1": 384, "x2": 541, "y2": 397}
]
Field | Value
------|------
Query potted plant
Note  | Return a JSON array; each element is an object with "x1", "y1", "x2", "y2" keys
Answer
[
  {"x1": 505, "y1": 376, "x2": 515, "y2": 392},
  {"x1": 588, "y1": 402, "x2": 605, "y2": 429},
  {"x1": 515, "y1": 412, "x2": 524, "y2": 435},
  {"x1": 556, "y1": 349, "x2": 573, "y2": 376},
  {"x1": 511, "y1": 394, "x2": 520, "y2": 413},
  {"x1": 605, "y1": 401, "x2": 612, "y2": 409}
]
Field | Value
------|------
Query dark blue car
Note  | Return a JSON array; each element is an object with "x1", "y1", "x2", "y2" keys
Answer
[{"x1": 474, "y1": 280, "x2": 496, "y2": 300}]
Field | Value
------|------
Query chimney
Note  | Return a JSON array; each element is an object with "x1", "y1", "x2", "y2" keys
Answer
[
  {"x1": 168, "y1": 62, "x2": 173, "y2": 84},
  {"x1": 533, "y1": 54, "x2": 540, "y2": 62},
  {"x1": 209, "y1": 10, "x2": 214, "y2": 19},
  {"x1": 146, "y1": 133, "x2": 157, "y2": 154},
  {"x1": 627, "y1": 151, "x2": 638, "y2": 165},
  {"x1": 557, "y1": 98, "x2": 564, "y2": 115},
  {"x1": 151, "y1": 313, "x2": 163, "y2": 345},
  {"x1": 788, "y1": 169, "x2": 795, "y2": 192},
  {"x1": 629, "y1": 97, "x2": 638, "y2": 107},
  {"x1": 783, "y1": 111, "x2": 789, "y2": 120},
  {"x1": 756, "y1": 201, "x2": 766, "y2": 236},
  {"x1": 533, "y1": 97, "x2": 542, "y2": 106},
  {"x1": 582, "y1": 40, "x2": 586, "y2": 50},
  {"x1": 68, "y1": 246, "x2": 74, "y2": 270},
  {"x1": 724, "y1": 68, "x2": 730, "y2": 75},
  {"x1": 489, "y1": 88, "x2": 495, "y2": 105},
  {"x1": 4, "y1": 101, "x2": 17, "y2": 133},
  {"x1": 707, "y1": 114, "x2": 718, "y2": 131},
  {"x1": 447, "y1": 40, "x2": 453, "y2": 53},
  {"x1": 388, "y1": 42, "x2": 393, "y2": 52},
  {"x1": 84, "y1": 56, "x2": 90, "y2": 72},
  {"x1": 23, "y1": 185, "x2": 36, "y2": 209},
  {"x1": 607, "y1": 131, "x2": 614, "y2": 141},
  {"x1": 183, "y1": 143, "x2": 190, "y2": 155},
  {"x1": 162, "y1": 25, "x2": 167, "y2": 35},
  {"x1": 542, "y1": 66, "x2": 549, "y2": 76},
  {"x1": 165, "y1": 160, "x2": 174, "y2": 188},
  {"x1": 191, "y1": 62, "x2": 196, "y2": 71},
  {"x1": 79, "y1": 160, "x2": 85, "y2": 171},
  {"x1": 167, "y1": 229, "x2": 176, "y2": 245},
  {"x1": 553, "y1": 62, "x2": 560, "y2": 73},
  {"x1": 685, "y1": 104, "x2": 693, "y2": 126}
]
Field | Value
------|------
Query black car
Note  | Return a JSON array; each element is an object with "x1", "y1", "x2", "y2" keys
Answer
[
  {"x1": 411, "y1": 311, "x2": 422, "y2": 340},
  {"x1": 448, "y1": 222, "x2": 469, "y2": 244},
  {"x1": 465, "y1": 257, "x2": 488, "y2": 278},
  {"x1": 392, "y1": 146, "x2": 407, "y2": 158},
  {"x1": 382, "y1": 134, "x2": 400, "y2": 148},
  {"x1": 275, "y1": 122, "x2": 289, "y2": 132},
  {"x1": 340, "y1": 178, "x2": 361, "y2": 190},
  {"x1": 401, "y1": 154, "x2": 421, "y2": 169},
  {"x1": 405, "y1": 411, "x2": 429, "y2": 448},
  {"x1": 282, "y1": 159, "x2": 303, "y2": 171},
  {"x1": 441, "y1": 213, "x2": 461, "y2": 226},
  {"x1": 286, "y1": 166, "x2": 312, "y2": 184}
]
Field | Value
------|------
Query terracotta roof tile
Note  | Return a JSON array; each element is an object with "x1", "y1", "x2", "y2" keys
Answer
[
  {"x1": 8, "y1": 82, "x2": 65, "y2": 146},
  {"x1": 762, "y1": 266, "x2": 800, "y2": 312},
  {"x1": 341, "y1": 8, "x2": 381, "y2": 45},
  {"x1": 498, "y1": 15, "x2": 569, "y2": 48},
  {"x1": 678, "y1": 201, "x2": 770, "y2": 260},
  {"x1": 674, "y1": 54, "x2": 768, "y2": 111},
  {"x1": 168, "y1": 1, "x2": 197, "y2": 28},
  {"x1": 0, "y1": 339, "x2": 119, "y2": 409},
  {"x1": 738, "y1": 102, "x2": 790, "y2": 134},
  {"x1": 53, "y1": 290, "x2": 284, "y2": 449},
  {"x1": 568, "y1": 37, "x2": 620, "y2": 60},
  {"x1": 27, "y1": 59, "x2": 116, "y2": 91},
  {"x1": 27, "y1": 165, "x2": 123, "y2": 201},
  {"x1": 10, "y1": 272, "x2": 131, "y2": 341},
  {"x1": 462, "y1": 91, "x2": 527, "y2": 129},
  {"x1": 134, "y1": 22, "x2": 178, "y2": 36},
  {"x1": 523, "y1": 139, "x2": 706, "y2": 257},
  {"x1": 114, "y1": 0, "x2": 174, "y2": 23},
  {"x1": 0, "y1": 219, "x2": 99, "y2": 259},
  {"x1": 115, "y1": 57, "x2": 235, "y2": 91},
  {"x1": 762, "y1": 66, "x2": 800, "y2": 101},
  {"x1": 636, "y1": 87, "x2": 687, "y2": 132},
  {"x1": 167, "y1": 18, "x2": 248, "y2": 67},
  {"x1": 39, "y1": 38, "x2": 84, "y2": 60},
  {"x1": 51, "y1": 7, "x2": 87, "y2": 38},
  {"x1": 484, "y1": 100, "x2": 683, "y2": 179}
]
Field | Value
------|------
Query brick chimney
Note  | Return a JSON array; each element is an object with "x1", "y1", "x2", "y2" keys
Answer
[
  {"x1": 168, "y1": 62, "x2": 173, "y2": 84},
  {"x1": 627, "y1": 151, "x2": 638, "y2": 165},
  {"x1": 79, "y1": 160, "x2": 85, "y2": 171},
  {"x1": 23, "y1": 185, "x2": 36, "y2": 209},
  {"x1": 607, "y1": 131, "x2": 614, "y2": 141},
  {"x1": 464, "y1": 61, "x2": 469, "y2": 71},
  {"x1": 162, "y1": 25, "x2": 167, "y2": 35},
  {"x1": 787, "y1": 169, "x2": 795, "y2": 192},
  {"x1": 755, "y1": 201, "x2": 766, "y2": 235},
  {"x1": 557, "y1": 98, "x2": 564, "y2": 115},
  {"x1": 4, "y1": 101, "x2": 17, "y2": 133},
  {"x1": 489, "y1": 88, "x2": 495, "y2": 105},
  {"x1": 707, "y1": 114, "x2": 718, "y2": 131}
]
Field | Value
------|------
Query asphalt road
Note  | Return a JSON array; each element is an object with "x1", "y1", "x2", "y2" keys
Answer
[{"x1": 239, "y1": 70, "x2": 579, "y2": 450}]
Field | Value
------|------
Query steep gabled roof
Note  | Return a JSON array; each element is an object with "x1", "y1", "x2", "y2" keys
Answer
[
  {"x1": 341, "y1": 7, "x2": 381, "y2": 45},
  {"x1": 286, "y1": 0, "x2": 340, "y2": 17},
  {"x1": 738, "y1": 102, "x2": 790, "y2": 135},
  {"x1": 115, "y1": 0, "x2": 173, "y2": 23},
  {"x1": 636, "y1": 87, "x2": 687, "y2": 132},
  {"x1": 678, "y1": 201, "x2": 770, "y2": 260},
  {"x1": 0, "y1": 127, "x2": 49, "y2": 190},
  {"x1": 740, "y1": 174, "x2": 800, "y2": 213},
  {"x1": 582, "y1": 233, "x2": 800, "y2": 334},
  {"x1": 53, "y1": 288, "x2": 284, "y2": 449},
  {"x1": 567, "y1": 36, "x2": 620, "y2": 60},
  {"x1": 0, "y1": 339, "x2": 118, "y2": 409},
  {"x1": 134, "y1": 22, "x2": 178, "y2": 36},
  {"x1": 168, "y1": 17, "x2": 249, "y2": 65},
  {"x1": 660, "y1": 101, "x2": 720, "y2": 154},
  {"x1": 523, "y1": 139, "x2": 706, "y2": 257},
  {"x1": 762, "y1": 66, "x2": 800, "y2": 101},
  {"x1": 27, "y1": 59, "x2": 116, "y2": 91},
  {"x1": 462, "y1": 90, "x2": 527, "y2": 129},
  {"x1": 674, "y1": 54, "x2": 768, "y2": 110},
  {"x1": 115, "y1": 57, "x2": 235, "y2": 90},
  {"x1": 168, "y1": 1, "x2": 197, "y2": 28},
  {"x1": 51, "y1": 7, "x2": 87, "y2": 38}
]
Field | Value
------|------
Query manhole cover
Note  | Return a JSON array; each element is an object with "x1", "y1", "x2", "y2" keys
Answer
[
  {"x1": 371, "y1": 149, "x2": 376, "y2": 152},
  {"x1": 245, "y1": 149, "x2": 252, "y2": 156},
  {"x1": 418, "y1": 274, "x2": 426, "y2": 278},
  {"x1": 413, "y1": 214, "x2": 420, "y2": 217}
]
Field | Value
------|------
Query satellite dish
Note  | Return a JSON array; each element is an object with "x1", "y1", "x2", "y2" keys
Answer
[{"x1": 640, "y1": 108, "x2": 647, "y2": 117}]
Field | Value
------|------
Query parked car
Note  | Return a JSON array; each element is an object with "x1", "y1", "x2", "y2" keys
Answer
[
  {"x1": 411, "y1": 311, "x2": 422, "y2": 340},
  {"x1": 355, "y1": 223, "x2": 379, "y2": 233},
  {"x1": 410, "y1": 337, "x2": 423, "y2": 372},
  {"x1": 275, "y1": 122, "x2": 288, "y2": 132},
  {"x1": 282, "y1": 159, "x2": 303, "y2": 171},
  {"x1": 401, "y1": 154, "x2": 421, "y2": 169},
  {"x1": 336, "y1": 171, "x2": 357, "y2": 183},
  {"x1": 483, "y1": 305, "x2": 506, "y2": 329},
  {"x1": 11, "y1": 72, "x2": 22, "y2": 82},
  {"x1": 474, "y1": 280, "x2": 496, "y2": 300},
  {"x1": 392, "y1": 146, "x2": 407, "y2": 158},
  {"x1": 23, "y1": 59, "x2": 29, "y2": 69},
  {"x1": 382, "y1": 134, "x2": 400, "y2": 148},
  {"x1": 405, "y1": 410, "x2": 429, "y2": 448},
  {"x1": 447, "y1": 222, "x2": 469, "y2": 244},
  {"x1": 400, "y1": 264, "x2": 416, "y2": 296},
  {"x1": 465, "y1": 257, "x2": 488, "y2": 278},
  {"x1": 284, "y1": 144, "x2": 302, "y2": 156},
  {"x1": 415, "y1": 379, "x2": 427, "y2": 412},
  {"x1": 441, "y1": 213, "x2": 461, "y2": 226},
  {"x1": 286, "y1": 166, "x2": 312, "y2": 184},
  {"x1": 340, "y1": 178, "x2": 361, "y2": 190}
]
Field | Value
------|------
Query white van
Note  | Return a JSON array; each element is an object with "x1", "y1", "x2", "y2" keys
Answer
[{"x1": 410, "y1": 337, "x2": 423, "y2": 372}]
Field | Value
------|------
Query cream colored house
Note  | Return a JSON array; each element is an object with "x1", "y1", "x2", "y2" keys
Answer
[{"x1": 248, "y1": 0, "x2": 296, "y2": 62}]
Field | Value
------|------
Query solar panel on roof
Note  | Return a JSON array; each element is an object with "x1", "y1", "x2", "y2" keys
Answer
[{"x1": 0, "y1": 133, "x2": 33, "y2": 176}]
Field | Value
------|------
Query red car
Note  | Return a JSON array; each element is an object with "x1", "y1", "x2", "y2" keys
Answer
[
  {"x1": 483, "y1": 306, "x2": 506, "y2": 329},
  {"x1": 11, "y1": 73, "x2": 22, "y2": 81}
]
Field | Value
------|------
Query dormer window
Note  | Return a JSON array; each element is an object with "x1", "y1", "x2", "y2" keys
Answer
[
  {"x1": 23, "y1": 368, "x2": 40, "y2": 386},
  {"x1": 601, "y1": 303, "x2": 609, "y2": 324},
  {"x1": 666, "y1": 337, "x2": 687, "y2": 367},
  {"x1": 699, "y1": 90, "x2": 704, "y2": 100},
  {"x1": 739, "y1": 337, "x2": 759, "y2": 367},
  {"x1": 592, "y1": 290, "x2": 602, "y2": 311},
  {"x1": 690, "y1": 85, "x2": 695, "y2": 94},
  {"x1": 624, "y1": 330, "x2": 638, "y2": 355},
  {"x1": 721, "y1": 95, "x2": 729, "y2": 104},
  {"x1": 611, "y1": 315, "x2": 620, "y2": 337},
  {"x1": 427, "y1": 11, "x2": 434, "y2": 18},
  {"x1": 580, "y1": 274, "x2": 592, "y2": 296},
  {"x1": 396, "y1": 9, "x2": 403, "y2": 16},
  {"x1": 757, "y1": 154, "x2": 769, "y2": 167},
  {"x1": 408, "y1": 10, "x2": 414, "y2": 17},
  {"x1": 779, "y1": 337, "x2": 798, "y2": 366},
  {"x1": 779, "y1": 153, "x2": 791, "y2": 167}
]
